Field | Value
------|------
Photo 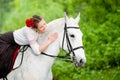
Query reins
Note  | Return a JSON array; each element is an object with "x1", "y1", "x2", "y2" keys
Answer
[
  {"x1": 2, "y1": 46, "x2": 29, "y2": 80},
  {"x1": 41, "y1": 52, "x2": 68, "y2": 58},
  {"x1": 12, "y1": 45, "x2": 29, "y2": 70}
]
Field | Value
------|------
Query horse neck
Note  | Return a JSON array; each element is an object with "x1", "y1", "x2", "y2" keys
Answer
[
  {"x1": 37, "y1": 18, "x2": 65, "y2": 58},
  {"x1": 46, "y1": 18, "x2": 65, "y2": 33},
  {"x1": 44, "y1": 18, "x2": 65, "y2": 52}
]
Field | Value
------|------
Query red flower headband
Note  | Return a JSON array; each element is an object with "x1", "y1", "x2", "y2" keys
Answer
[{"x1": 26, "y1": 18, "x2": 34, "y2": 28}]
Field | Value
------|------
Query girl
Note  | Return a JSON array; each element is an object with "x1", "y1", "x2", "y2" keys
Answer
[
  {"x1": 0, "y1": 15, "x2": 58, "y2": 78},
  {"x1": 14, "y1": 15, "x2": 58, "y2": 55}
]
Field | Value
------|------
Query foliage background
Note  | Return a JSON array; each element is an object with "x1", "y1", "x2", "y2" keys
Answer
[{"x1": 0, "y1": 0, "x2": 120, "y2": 80}]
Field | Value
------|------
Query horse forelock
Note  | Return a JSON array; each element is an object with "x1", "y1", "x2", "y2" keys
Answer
[{"x1": 67, "y1": 17, "x2": 79, "y2": 27}]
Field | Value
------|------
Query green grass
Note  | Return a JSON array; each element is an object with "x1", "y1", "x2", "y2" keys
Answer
[{"x1": 52, "y1": 60, "x2": 120, "y2": 80}]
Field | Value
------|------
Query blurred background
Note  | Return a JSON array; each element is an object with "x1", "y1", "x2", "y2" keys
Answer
[{"x1": 0, "y1": 0, "x2": 120, "y2": 80}]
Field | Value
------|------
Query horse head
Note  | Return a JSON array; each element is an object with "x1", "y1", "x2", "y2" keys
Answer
[{"x1": 59, "y1": 13, "x2": 86, "y2": 67}]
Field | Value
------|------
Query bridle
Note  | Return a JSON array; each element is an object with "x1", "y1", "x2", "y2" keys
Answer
[
  {"x1": 41, "y1": 21, "x2": 84, "y2": 62},
  {"x1": 61, "y1": 23, "x2": 84, "y2": 62}
]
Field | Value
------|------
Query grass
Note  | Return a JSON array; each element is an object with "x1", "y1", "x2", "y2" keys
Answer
[
  {"x1": 52, "y1": 60, "x2": 120, "y2": 80},
  {"x1": 78, "y1": 67, "x2": 120, "y2": 80}
]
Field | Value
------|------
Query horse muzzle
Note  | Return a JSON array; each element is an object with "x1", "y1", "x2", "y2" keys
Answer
[{"x1": 72, "y1": 57, "x2": 86, "y2": 67}]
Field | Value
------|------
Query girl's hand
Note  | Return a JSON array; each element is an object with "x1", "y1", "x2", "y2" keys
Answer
[
  {"x1": 48, "y1": 32, "x2": 58, "y2": 43},
  {"x1": 39, "y1": 32, "x2": 58, "y2": 52}
]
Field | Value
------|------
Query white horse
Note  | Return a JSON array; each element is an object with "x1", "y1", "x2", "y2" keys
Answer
[{"x1": 7, "y1": 13, "x2": 86, "y2": 80}]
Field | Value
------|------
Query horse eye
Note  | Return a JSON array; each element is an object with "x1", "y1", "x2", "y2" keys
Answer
[{"x1": 70, "y1": 34, "x2": 75, "y2": 38}]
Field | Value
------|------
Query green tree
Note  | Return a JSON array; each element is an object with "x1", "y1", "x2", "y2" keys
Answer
[{"x1": 0, "y1": 0, "x2": 13, "y2": 32}]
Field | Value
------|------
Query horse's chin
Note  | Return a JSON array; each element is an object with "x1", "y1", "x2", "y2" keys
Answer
[{"x1": 73, "y1": 61, "x2": 85, "y2": 68}]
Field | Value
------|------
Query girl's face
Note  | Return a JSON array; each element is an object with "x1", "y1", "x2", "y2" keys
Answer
[{"x1": 37, "y1": 19, "x2": 47, "y2": 33}]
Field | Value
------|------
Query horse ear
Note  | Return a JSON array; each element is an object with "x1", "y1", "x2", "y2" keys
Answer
[
  {"x1": 75, "y1": 12, "x2": 80, "y2": 23},
  {"x1": 64, "y1": 12, "x2": 69, "y2": 23}
]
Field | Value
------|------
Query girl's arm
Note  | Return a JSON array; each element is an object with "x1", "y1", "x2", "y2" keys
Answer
[{"x1": 39, "y1": 32, "x2": 58, "y2": 52}]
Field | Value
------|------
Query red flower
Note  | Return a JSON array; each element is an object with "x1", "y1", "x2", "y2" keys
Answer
[{"x1": 26, "y1": 18, "x2": 34, "y2": 28}]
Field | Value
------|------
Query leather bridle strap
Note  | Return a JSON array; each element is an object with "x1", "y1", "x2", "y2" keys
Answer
[
  {"x1": 41, "y1": 52, "x2": 67, "y2": 58},
  {"x1": 67, "y1": 46, "x2": 84, "y2": 54},
  {"x1": 63, "y1": 23, "x2": 84, "y2": 56}
]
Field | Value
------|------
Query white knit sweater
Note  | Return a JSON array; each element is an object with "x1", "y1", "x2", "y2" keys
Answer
[{"x1": 13, "y1": 26, "x2": 40, "y2": 55}]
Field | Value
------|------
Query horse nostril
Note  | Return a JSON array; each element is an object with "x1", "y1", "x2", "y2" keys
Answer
[{"x1": 79, "y1": 59, "x2": 83, "y2": 63}]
